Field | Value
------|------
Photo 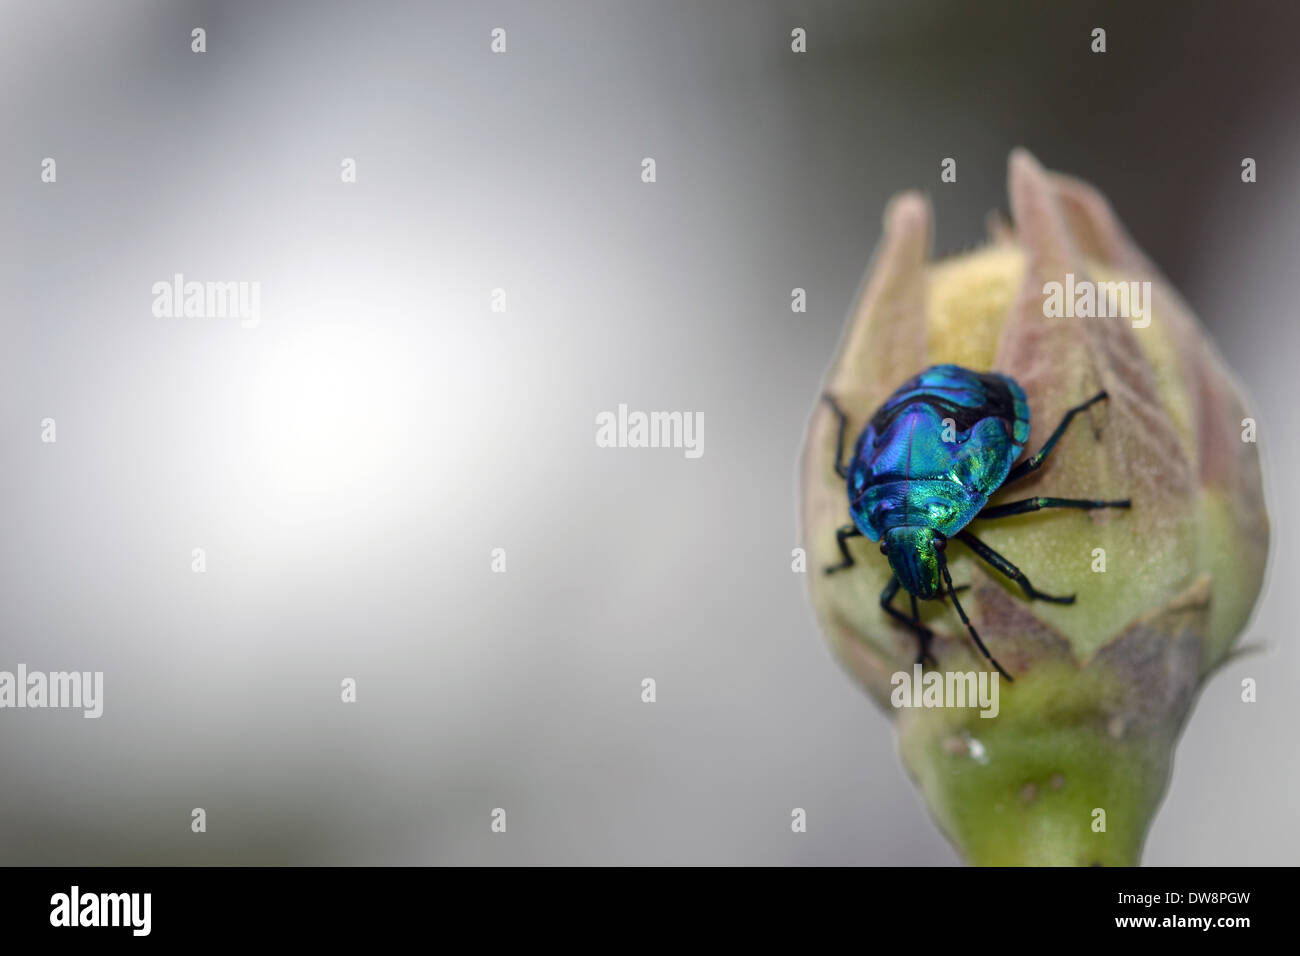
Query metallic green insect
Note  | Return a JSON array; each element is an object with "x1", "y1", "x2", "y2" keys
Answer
[{"x1": 824, "y1": 364, "x2": 1131, "y2": 680}]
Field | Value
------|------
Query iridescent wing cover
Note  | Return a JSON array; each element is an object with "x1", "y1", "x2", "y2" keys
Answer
[{"x1": 847, "y1": 364, "x2": 1031, "y2": 540}]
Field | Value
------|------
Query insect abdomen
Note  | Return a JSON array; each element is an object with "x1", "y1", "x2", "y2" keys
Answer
[{"x1": 848, "y1": 365, "x2": 1030, "y2": 539}]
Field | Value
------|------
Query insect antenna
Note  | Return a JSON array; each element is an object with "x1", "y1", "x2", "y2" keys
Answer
[{"x1": 938, "y1": 556, "x2": 1013, "y2": 682}]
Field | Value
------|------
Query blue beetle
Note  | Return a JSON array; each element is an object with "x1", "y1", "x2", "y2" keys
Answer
[{"x1": 823, "y1": 364, "x2": 1130, "y2": 680}]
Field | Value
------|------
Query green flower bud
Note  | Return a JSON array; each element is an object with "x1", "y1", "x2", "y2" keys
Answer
[{"x1": 800, "y1": 149, "x2": 1269, "y2": 866}]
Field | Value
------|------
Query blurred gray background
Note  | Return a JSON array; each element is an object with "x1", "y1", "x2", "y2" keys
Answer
[{"x1": 1, "y1": 0, "x2": 1296, "y2": 864}]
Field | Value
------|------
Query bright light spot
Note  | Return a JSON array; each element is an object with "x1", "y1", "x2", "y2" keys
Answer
[{"x1": 247, "y1": 323, "x2": 409, "y2": 503}]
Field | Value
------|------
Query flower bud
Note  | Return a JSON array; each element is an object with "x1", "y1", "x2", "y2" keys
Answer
[{"x1": 801, "y1": 149, "x2": 1269, "y2": 865}]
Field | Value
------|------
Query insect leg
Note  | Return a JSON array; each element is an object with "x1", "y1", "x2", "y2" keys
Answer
[
  {"x1": 939, "y1": 558, "x2": 1013, "y2": 681},
  {"x1": 908, "y1": 592, "x2": 936, "y2": 667},
  {"x1": 977, "y1": 496, "x2": 1131, "y2": 521},
  {"x1": 1002, "y1": 390, "x2": 1109, "y2": 486},
  {"x1": 822, "y1": 524, "x2": 863, "y2": 574},
  {"x1": 822, "y1": 393, "x2": 851, "y2": 479},
  {"x1": 880, "y1": 576, "x2": 935, "y2": 666},
  {"x1": 956, "y1": 529, "x2": 1075, "y2": 603}
]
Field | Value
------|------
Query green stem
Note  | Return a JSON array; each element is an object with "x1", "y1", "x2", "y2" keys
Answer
[{"x1": 896, "y1": 668, "x2": 1174, "y2": 866}]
